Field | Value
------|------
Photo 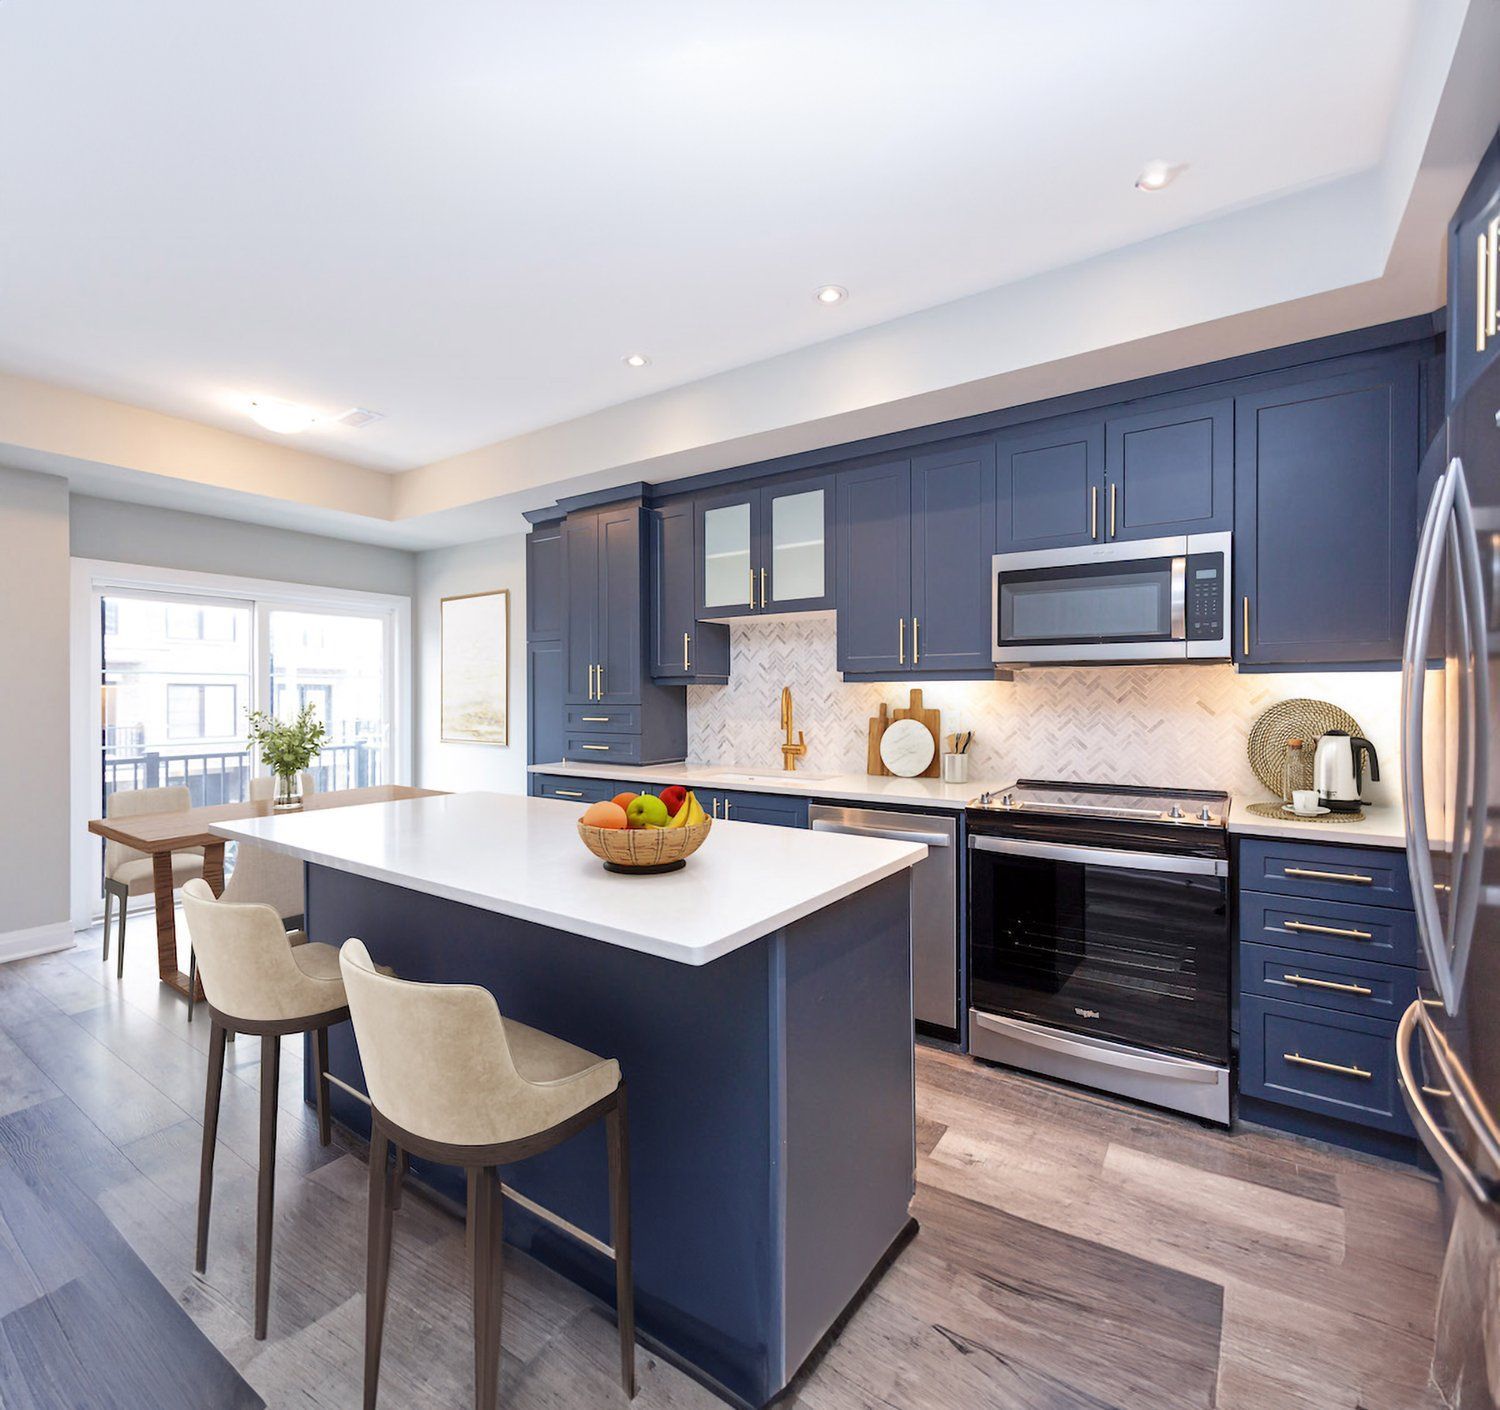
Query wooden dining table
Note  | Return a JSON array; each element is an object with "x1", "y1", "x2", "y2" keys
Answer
[{"x1": 87, "y1": 784, "x2": 443, "y2": 1001}]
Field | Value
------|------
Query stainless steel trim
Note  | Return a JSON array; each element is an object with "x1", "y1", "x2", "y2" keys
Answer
[
  {"x1": 1419, "y1": 999, "x2": 1500, "y2": 1172},
  {"x1": 969, "y1": 833, "x2": 1228, "y2": 876},
  {"x1": 1170, "y1": 556, "x2": 1186, "y2": 641},
  {"x1": 972, "y1": 1010, "x2": 1221, "y2": 1082},
  {"x1": 994, "y1": 531, "x2": 1198, "y2": 574},
  {"x1": 811, "y1": 819, "x2": 951, "y2": 848}
]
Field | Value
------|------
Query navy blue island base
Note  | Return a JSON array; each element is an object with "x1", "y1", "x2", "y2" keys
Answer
[{"x1": 301, "y1": 862, "x2": 917, "y2": 1408}]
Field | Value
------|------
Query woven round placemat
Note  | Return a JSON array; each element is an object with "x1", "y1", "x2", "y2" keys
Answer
[
  {"x1": 1246, "y1": 697, "x2": 1365, "y2": 796},
  {"x1": 1245, "y1": 800, "x2": 1366, "y2": 825}
]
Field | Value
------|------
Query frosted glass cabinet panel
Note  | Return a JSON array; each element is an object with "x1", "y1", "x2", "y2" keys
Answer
[
  {"x1": 695, "y1": 476, "x2": 834, "y2": 619},
  {"x1": 770, "y1": 489, "x2": 826, "y2": 604},
  {"x1": 702, "y1": 501, "x2": 752, "y2": 609}
]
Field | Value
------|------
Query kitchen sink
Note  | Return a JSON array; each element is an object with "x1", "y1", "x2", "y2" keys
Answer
[{"x1": 708, "y1": 768, "x2": 842, "y2": 785}]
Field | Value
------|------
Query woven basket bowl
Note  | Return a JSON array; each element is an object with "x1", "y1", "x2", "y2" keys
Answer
[{"x1": 576, "y1": 818, "x2": 712, "y2": 869}]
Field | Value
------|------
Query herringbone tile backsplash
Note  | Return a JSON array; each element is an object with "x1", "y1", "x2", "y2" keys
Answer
[{"x1": 687, "y1": 615, "x2": 1404, "y2": 805}]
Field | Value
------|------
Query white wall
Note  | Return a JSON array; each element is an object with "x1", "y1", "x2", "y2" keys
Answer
[
  {"x1": 0, "y1": 466, "x2": 72, "y2": 956},
  {"x1": 414, "y1": 533, "x2": 528, "y2": 795}
]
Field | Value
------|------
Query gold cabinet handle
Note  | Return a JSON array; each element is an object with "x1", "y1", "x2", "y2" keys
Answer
[
  {"x1": 581, "y1": 744, "x2": 611, "y2": 752},
  {"x1": 1480, "y1": 229, "x2": 1489, "y2": 354},
  {"x1": 683, "y1": 631, "x2": 691, "y2": 672},
  {"x1": 898, "y1": 616, "x2": 905, "y2": 665},
  {"x1": 1284, "y1": 1052, "x2": 1372, "y2": 1080},
  {"x1": 1283, "y1": 919, "x2": 1373, "y2": 940},
  {"x1": 723, "y1": 799, "x2": 732, "y2": 818},
  {"x1": 1090, "y1": 485, "x2": 1098, "y2": 541},
  {"x1": 712, "y1": 797, "x2": 720, "y2": 819},
  {"x1": 1242, "y1": 596, "x2": 1250, "y2": 657},
  {"x1": 596, "y1": 663, "x2": 604, "y2": 696},
  {"x1": 1109, "y1": 482, "x2": 1117, "y2": 538},
  {"x1": 749, "y1": 566, "x2": 757, "y2": 610},
  {"x1": 761, "y1": 567, "x2": 767, "y2": 610},
  {"x1": 553, "y1": 789, "x2": 585, "y2": 798},
  {"x1": 1282, "y1": 973, "x2": 1374, "y2": 996},
  {"x1": 1489, "y1": 216, "x2": 1499, "y2": 343},
  {"x1": 1284, "y1": 867, "x2": 1373, "y2": 885},
  {"x1": 588, "y1": 664, "x2": 596, "y2": 701},
  {"x1": 581, "y1": 716, "x2": 609, "y2": 723},
  {"x1": 913, "y1": 617, "x2": 920, "y2": 664}
]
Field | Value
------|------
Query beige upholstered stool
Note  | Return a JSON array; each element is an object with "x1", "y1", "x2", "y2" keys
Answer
[
  {"x1": 339, "y1": 939, "x2": 635, "y2": 1410},
  {"x1": 101, "y1": 785, "x2": 204, "y2": 978},
  {"x1": 182, "y1": 878, "x2": 348, "y2": 1340}
]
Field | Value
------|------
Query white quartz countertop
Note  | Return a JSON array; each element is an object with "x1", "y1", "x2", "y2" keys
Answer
[
  {"x1": 529, "y1": 760, "x2": 1002, "y2": 812},
  {"x1": 212, "y1": 791, "x2": 925, "y2": 966},
  {"x1": 1227, "y1": 796, "x2": 1406, "y2": 849}
]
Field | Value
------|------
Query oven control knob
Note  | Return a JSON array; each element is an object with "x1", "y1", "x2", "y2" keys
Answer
[
  {"x1": 1168, "y1": 804, "x2": 1184, "y2": 819},
  {"x1": 1000, "y1": 792, "x2": 1014, "y2": 808},
  {"x1": 1199, "y1": 805, "x2": 1213, "y2": 822}
]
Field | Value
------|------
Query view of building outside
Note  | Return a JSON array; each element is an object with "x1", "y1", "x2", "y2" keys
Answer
[{"x1": 102, "y1": 593, "x2": 388, "y2": 808}]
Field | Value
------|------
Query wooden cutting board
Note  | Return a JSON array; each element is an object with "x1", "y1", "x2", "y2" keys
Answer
[{"x1": 867, "y1": 689, "x2": 942, "y2": 778}]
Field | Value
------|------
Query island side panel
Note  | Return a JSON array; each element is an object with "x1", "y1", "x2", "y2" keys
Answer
[
  {"x1": 302, "y1": 863, "x2": 782, "y2": 1407},
  {"x1": 775, "y1": 870, "x2": 916, "y2": 1380}
]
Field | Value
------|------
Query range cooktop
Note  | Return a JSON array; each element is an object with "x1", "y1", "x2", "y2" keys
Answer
[{"x1": 969, "y1": 778, "x2": 1231, "y2": 830}]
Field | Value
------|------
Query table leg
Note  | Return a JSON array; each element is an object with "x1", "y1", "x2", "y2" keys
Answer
[
  {"x1": 152, "y1": 851, "x2": 191, "y2": 999},
  {"x1": 202, "y1": 842, "x2": 226, "y2": 896}
]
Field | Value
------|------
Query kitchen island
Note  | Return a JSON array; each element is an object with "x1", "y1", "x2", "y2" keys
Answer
[{"x1": 212, "y1": 791, "x2": 925, "y2": 1408}]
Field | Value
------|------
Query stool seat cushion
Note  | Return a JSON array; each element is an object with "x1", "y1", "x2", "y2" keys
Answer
[{"x1": 290, "y1": 942, "x2": 343, "y2": 985}]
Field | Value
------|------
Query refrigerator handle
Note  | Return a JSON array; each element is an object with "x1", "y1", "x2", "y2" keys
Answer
[{"x1": 1402, "y1": 460, "x2": 1460, "y2": 1007}]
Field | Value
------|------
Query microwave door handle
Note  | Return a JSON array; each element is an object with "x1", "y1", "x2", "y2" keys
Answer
[{"x1": 1170, "y1": 556, "x2": 1186, "y2": 640}]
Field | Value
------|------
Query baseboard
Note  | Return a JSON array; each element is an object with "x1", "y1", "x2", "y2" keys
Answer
[{"x1": 0, "y1": 920, "x2": 76, "y2": 964}]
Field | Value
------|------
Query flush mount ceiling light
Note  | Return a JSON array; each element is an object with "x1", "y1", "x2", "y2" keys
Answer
[
  {"x1": 1135, "y1": 160, "x2": 1186, "y2": 192},
  {"x1": 622, "y1": 353, "x2": 651, "y2": 368},
  {"x1": 247, "y1": 397, "x2": 324, "y2": 434},
  {"x1": 814, "y1": 285, "x2": 848, "y2": 305}
]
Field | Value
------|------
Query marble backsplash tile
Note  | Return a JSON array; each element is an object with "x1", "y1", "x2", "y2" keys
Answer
[{"x1": 686, "y1": 615, "x2": 1405, "y2": 806}]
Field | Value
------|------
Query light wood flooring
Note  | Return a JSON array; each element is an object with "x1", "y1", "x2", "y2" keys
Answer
[{"x1": 0, "y1": 911, "x2": 1449, "y2": 1409}]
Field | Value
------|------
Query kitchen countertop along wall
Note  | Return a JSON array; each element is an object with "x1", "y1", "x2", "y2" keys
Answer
[{"x1": 686, "y1": 616, "x2": 1406, "y2": 809}]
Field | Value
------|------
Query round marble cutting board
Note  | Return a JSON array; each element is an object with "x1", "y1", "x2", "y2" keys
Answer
[{"x1": 879, "y1": 717, "x2": 936, "y2": 777}]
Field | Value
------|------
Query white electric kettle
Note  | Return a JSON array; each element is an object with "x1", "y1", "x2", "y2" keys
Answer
[{"x1": 1313, "y1": 729, "x2": 1380, "y2": 812}]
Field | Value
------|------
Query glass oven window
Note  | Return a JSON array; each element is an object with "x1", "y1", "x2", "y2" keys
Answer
[{"x1": 998, "y1": 559, "x2": 1175, "y2": 645}]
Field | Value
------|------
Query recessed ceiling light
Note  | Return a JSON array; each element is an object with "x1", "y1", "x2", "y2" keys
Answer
[
  {"x1": 622, "y1": 353, "x2": 651, "y2": 368},
  {"x1": 814, "y1": 285, "x2": 848, "y2": 305},
  {"x1": 247, "y1": 398, "x2": 324, "y2": 434},
  {"x1": 1135, "y1": 160, "x2": 1186, "y2": 192}
]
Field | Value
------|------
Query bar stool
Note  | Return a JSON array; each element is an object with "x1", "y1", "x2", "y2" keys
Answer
[
  {"x1": 101, "y1": 785, "x2": 205, "y2": 978},
  {"x1": 338, "y1": 938, "x2": 635, "y2": 1410},
  {"x1": 182, "y1": 878, "x2": 348, "y2": 1340}
]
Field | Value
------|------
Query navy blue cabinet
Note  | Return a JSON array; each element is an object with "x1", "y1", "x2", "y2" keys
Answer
[
  {"x1": 527, "y1": 520, "x2": 564, "y2": 639},
  {"x1": 835, "y1": 459, "x2": 913, "y2": 675},
  {"x1": 1234, "y1": 352, "x2": 1420, "y2": 666},
  {"x1": 650, "y1": 500, "x2": 729, "y2": 683},
  {"x1": 994, "y1": 416, "x2": 1103, "y2": 552},
  {"x1": 525, "y1": 519, "x2": 567, "y2": 765},
  {"x1": 1448, "y1": 129, "x2": 1500, "y2": 409},
  {"x1": 707, "y1": 789, "x2": 807, "y2": 828},
  {"x1": 695, "y1": 476, "x2": 834, "y2": 620},
  {"x1": 1104, "y1": 397, "x2": 1232, "y2": 541}
]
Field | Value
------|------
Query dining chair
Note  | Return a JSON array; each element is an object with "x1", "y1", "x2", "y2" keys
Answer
[
  {"x1": 339, "y1": 938, "x2": 635, "y2": 1409},
  {"x1": 102, "y1": 785, "x2": 204, "y2": 979}
]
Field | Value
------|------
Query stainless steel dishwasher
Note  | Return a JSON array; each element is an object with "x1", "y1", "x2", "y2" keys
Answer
[{"x1": 807, "y1": 803, "x2": 958, "y2": 1033}]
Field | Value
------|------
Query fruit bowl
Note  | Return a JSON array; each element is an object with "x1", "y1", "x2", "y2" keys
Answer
[{"x1": 576, "y1": 818, "x2": 712, "y2": 874}]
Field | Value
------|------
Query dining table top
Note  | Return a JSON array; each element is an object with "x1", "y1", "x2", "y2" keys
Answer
[{"x1": 87, "y1": 784, "x2": 444, "y2": 852}]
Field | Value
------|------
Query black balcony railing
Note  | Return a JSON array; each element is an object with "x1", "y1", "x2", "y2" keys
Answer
[{"x1": 103, "y1": 740, "x2": 380, "y2": 808}]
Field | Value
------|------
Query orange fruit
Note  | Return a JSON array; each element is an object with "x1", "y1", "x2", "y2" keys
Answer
[
  {"x1": 580, "y1": 800, "x2": 629, "y2": 829},
  {"x1": 611, "y1": 792, "x2": 639, "y2": 812}
]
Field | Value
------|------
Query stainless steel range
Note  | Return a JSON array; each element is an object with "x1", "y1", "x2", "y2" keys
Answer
[{"x1": 966, "y1": 778, "x2": 1232, "y2": 1124}]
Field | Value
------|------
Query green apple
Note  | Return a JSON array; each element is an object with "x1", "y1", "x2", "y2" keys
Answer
[{"x1": 625, "y1": 794, "x2": 669, "y2": 829}]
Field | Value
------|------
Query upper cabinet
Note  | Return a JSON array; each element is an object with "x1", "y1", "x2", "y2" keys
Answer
[
  {"x1": 836, "y1": 443, "x2": 996, "y2": 678},
  {"x1": 1103, "y1": 397, "x2": 1232, "y2": 541},
  {"x1": 564, "y1": 503, "x2": 644, "y2": 706},
  {"x1": 1234, "y1": 352, "x2": 1420, "y2": 667},
  {"x1": 1448, "y1": 132, "x2": 1500, "y2": 409},
  {"x1": 994, "y1": 417, "x2": 1102, "y2": 552},
  {"x1": 695, "y1": 477, "x2": 834, "y2": 619},
  {"x1": 650, "y1": 499, "x2": 729, "y2": 684}
]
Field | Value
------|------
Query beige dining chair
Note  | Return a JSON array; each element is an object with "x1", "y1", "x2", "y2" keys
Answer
[
  {"x1": 338, "y1": 938, "x2": 635, "y2": 1409},
  {"x1": 183, "y1": 878, "x2": 348, "y2": 1341},
  {"x1": 102, "y1": 785, "x2": 204, "y2": 979}
]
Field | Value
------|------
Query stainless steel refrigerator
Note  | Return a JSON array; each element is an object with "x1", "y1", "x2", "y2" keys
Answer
[{"x1": 1399, "y1": 349, "x2": 1500, "y2": 1408}]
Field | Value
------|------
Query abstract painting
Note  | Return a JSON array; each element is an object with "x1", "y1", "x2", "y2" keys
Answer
[{"x1": 440, "y1": 589, "x2": 508, "y2": 744}]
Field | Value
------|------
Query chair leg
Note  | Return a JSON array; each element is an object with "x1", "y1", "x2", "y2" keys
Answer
[
  {"x1": 390, "y1": 1148, "x2": 409, "y2": 1212},
  {"x1": 102, "y1": 887, "x2": 113, "y2": 962},
  {"x1": 115, "y1": 891, "x2": 127, "y2": 980},
  {"x1": 469, "y1": 1166, "x2": 504, "y2": 1410},
  {"x1": 254, "y1": 1032, "x2": 281, "y2": 1340},
  {"x1": 364, "y1": 1116, "x2": 395, "y2": 1410},
  {"x1": 314, "y1": 1026, "x2": 332, "y2": 1146},
  {"x1": 607, "y1": 1084, "x2": 636, "y2": 1399},
  {"x1": 195, "y1": 1020, "x2": 227, "y2": 1274},
  {"x1": 187, "y1": 952, "x2": 197, "y2": 1024}
]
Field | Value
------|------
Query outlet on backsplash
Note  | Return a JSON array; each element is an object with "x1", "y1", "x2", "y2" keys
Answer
[{"x1": 685, "y1": 616, "x2": 1406, "y2": 803}]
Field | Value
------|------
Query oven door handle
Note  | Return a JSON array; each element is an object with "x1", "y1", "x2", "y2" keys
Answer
[
  {"x1": 968, "y1": 834, "x2": 1227, "y2": 876},
  {"x1": 971, "y1": 1011, "x2": 1223, "y2": 1084}
]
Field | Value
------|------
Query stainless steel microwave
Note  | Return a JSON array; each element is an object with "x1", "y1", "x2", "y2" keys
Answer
[{"x1": 992, "y1": 532, "x2": 1232, "y2": 665}]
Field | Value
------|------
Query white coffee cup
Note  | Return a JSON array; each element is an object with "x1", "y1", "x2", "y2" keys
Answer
[{"x1": 1291, "y1": 790, "x2": 1320, "y2": 815}]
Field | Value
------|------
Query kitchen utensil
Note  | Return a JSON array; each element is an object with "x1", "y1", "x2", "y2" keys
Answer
[
  {"x1": 1313, "y1": 729, "x2": 1380, "y2": 812},
  {"x1": 866, "y1": 702, "x2": 891, "y2": 775},
  {"x1": 880, "y1": 718, "x2": 936, "y2": 777},
  {"x1": 1247, "y1": 698, "x2": 1365, "y2": 796},
  {"x1": 577, "y1": 818, "x2": 711, "y2": 873},
  {"x1": 867, "y1": 689, "x2": 942, "y2": 778}
]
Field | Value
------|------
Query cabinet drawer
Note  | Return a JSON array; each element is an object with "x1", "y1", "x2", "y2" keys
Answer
[
  {"x1": 1237, "y1": 890, "x2": 1420, "y2": 966},
  {"x1": 533, "y1": 774, "x2": 618, "y2": 804},
  {"x1": 1239, "y1": 995, "x2": 1411, "y2": 1135},
  {"x1": 1239, "y1": 943, "x2": 1419, "y2": 1020},
  {"x1": 563, "y1": 705, "x2": 641, "y2": 734},
  {"x1": 562, "y1": 733, "x2": 643, "y2": 766},
  {"x1": 1238, "y1": 838, "x2": 1412, "y2": 909}
]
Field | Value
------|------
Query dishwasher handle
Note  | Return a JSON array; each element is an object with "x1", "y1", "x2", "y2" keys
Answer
[{"x1": 810, "y1": 819, "x2": 951, "y2": 848}]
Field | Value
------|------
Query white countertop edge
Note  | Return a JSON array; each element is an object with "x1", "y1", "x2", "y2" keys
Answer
[
  {"x1": 210, "y1": 812, "x2": 925, "y2": 967},
  {"x1": 1225, "y1": 797, "x2": 1406, "y2": 849}
]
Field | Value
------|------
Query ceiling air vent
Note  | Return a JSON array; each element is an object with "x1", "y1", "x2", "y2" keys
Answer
[{"x1": 335, "y1": 407, "x2": 384, "y2": 428}]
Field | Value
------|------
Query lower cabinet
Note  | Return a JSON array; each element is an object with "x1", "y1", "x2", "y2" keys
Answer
[
  {"x1": 530, "y1": 775, "x2": 808, "y2": 829},
  {"x1": 533, "y1": 774, "x2": 620, "y2": 804}
]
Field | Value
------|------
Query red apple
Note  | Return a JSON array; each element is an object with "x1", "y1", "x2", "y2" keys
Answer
[{"x1": 658, "y1": 785, "x2": 688, "y2": 817}]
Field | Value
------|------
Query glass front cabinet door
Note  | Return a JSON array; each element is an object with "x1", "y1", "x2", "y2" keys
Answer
[{"x1": 694, "y1": 476, "x2": 834, "y2": 619}]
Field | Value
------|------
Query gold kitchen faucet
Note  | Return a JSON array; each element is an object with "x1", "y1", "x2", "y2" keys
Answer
[{"x1": 780, "y1": 687, "x2": 807, "y2": 772}]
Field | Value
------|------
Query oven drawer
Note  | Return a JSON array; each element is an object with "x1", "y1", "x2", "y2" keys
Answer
[
  {"x1": 562, "y1": 733, "x2": 643, "y2": 766},
  {"x1": 1239, "y1": 995, "x2": 1412, "y2": 1135},
  {"x1": 1237, "y1": 890, "x2": 1421, "y2": 966},
  {"x1": 1237, "y1": 839, "x2": 1412, "y2": 910},
  {"x1": 563, "y1": 705, "x2": 641, "y2": 734},
  {"x1": 1239, "y1": 943, "x2": 1419, "y2": 1020}
]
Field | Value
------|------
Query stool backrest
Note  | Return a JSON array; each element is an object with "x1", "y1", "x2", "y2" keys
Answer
[
  {"x1": 221, "y1": 842, "x2": 304, "y2": 919},
  {"x1": 104, "y1": 785, "x2": 192, "y2": 877}
]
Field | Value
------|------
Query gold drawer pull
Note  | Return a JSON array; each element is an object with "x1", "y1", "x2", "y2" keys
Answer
[
  {"x1": 683, "y1": 631, "x2": 691, "y2": 672},
  {"x1": 1090, "y1": 485, "x2": 1098, "y2": 540},
  {"x1": 580, "y1": 744, "x2": 611, "y2": 752},
  {"x1": 581, "y1": 716, "x2": 610, "y2": 723},
  {"x1": 1283, "y1": 973, "x2": 1373, "y2": 996},
  {"x1": 1283, "y1": 867, "x2": 1373, "y2": 885},
  {"x1": 553, "y1": 790, "x2": 585, "y2": 798},
  {"x1": 1283, "y1": 919, "x2": 1374, "y2": 941},
  {"x1": 1284, "y1": 1053, "x2": 1372, "y2": 1080}
]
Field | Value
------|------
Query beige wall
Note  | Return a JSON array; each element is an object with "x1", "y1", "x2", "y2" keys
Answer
[{"x1": 0, "y1": 467, "x2": 72, "y2": 950}]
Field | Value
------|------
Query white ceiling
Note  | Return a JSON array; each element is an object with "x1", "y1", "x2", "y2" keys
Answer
[{"x1": 0, "y1": 0, "x2": 1422, "y2": 473}]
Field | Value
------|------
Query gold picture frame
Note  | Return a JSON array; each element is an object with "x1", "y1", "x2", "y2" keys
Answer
[{"x1": 440, "y1": 589, "x2": 509, "y2": 745}]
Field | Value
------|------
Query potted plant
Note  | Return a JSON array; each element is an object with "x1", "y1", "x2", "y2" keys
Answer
[{"x1": 245, "y1": 703, "x2": 327, "y2": 811}]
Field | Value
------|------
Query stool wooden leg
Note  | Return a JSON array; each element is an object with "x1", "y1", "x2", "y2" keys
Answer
[
  {"x1": 469, "y1": 1166, "x2": 504, "y2": 1410},
  {"x1": 607, "y1": 1084, "x2": 636, "y2": 1398},
  {"x1": 195, "y1": 1021, "x2": 227, "y2": 1274},
  {"x1": 364, "y1": 1117, "x2": 395, "y2": 1410},
  {"x1": 254, "y1": 1032, "x2": 281, "y2": 1340},
  {"x1": 314, "y1": 1025, "x2": 331, "y2": 1146},
  {"x1": 390, "y1": 1148, "x2": 409, "y2": 1212}
]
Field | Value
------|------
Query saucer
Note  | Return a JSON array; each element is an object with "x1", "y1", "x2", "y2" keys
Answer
[{"x1": 1282, "y1": 803, "x2": 1331, "y2": 817}]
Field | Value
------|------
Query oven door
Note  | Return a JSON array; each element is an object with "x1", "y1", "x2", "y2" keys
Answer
[{"x1": 968, "y1": 835, "x2": 1231, "y2": 1064}]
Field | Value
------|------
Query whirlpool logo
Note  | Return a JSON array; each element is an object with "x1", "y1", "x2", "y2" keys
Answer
[{"x1": 1074, "y1": 1007, "x2": 1101, "y2": 1020}]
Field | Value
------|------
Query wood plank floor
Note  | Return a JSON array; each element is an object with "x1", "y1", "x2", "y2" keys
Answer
[{"x1": 0, "y1": 912, "x2": 1448, "y2": 1409}]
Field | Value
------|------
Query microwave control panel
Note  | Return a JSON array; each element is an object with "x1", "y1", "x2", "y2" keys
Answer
[{"x1": 1185, "y1": 553, "x2": 1225, "y2": 641}]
